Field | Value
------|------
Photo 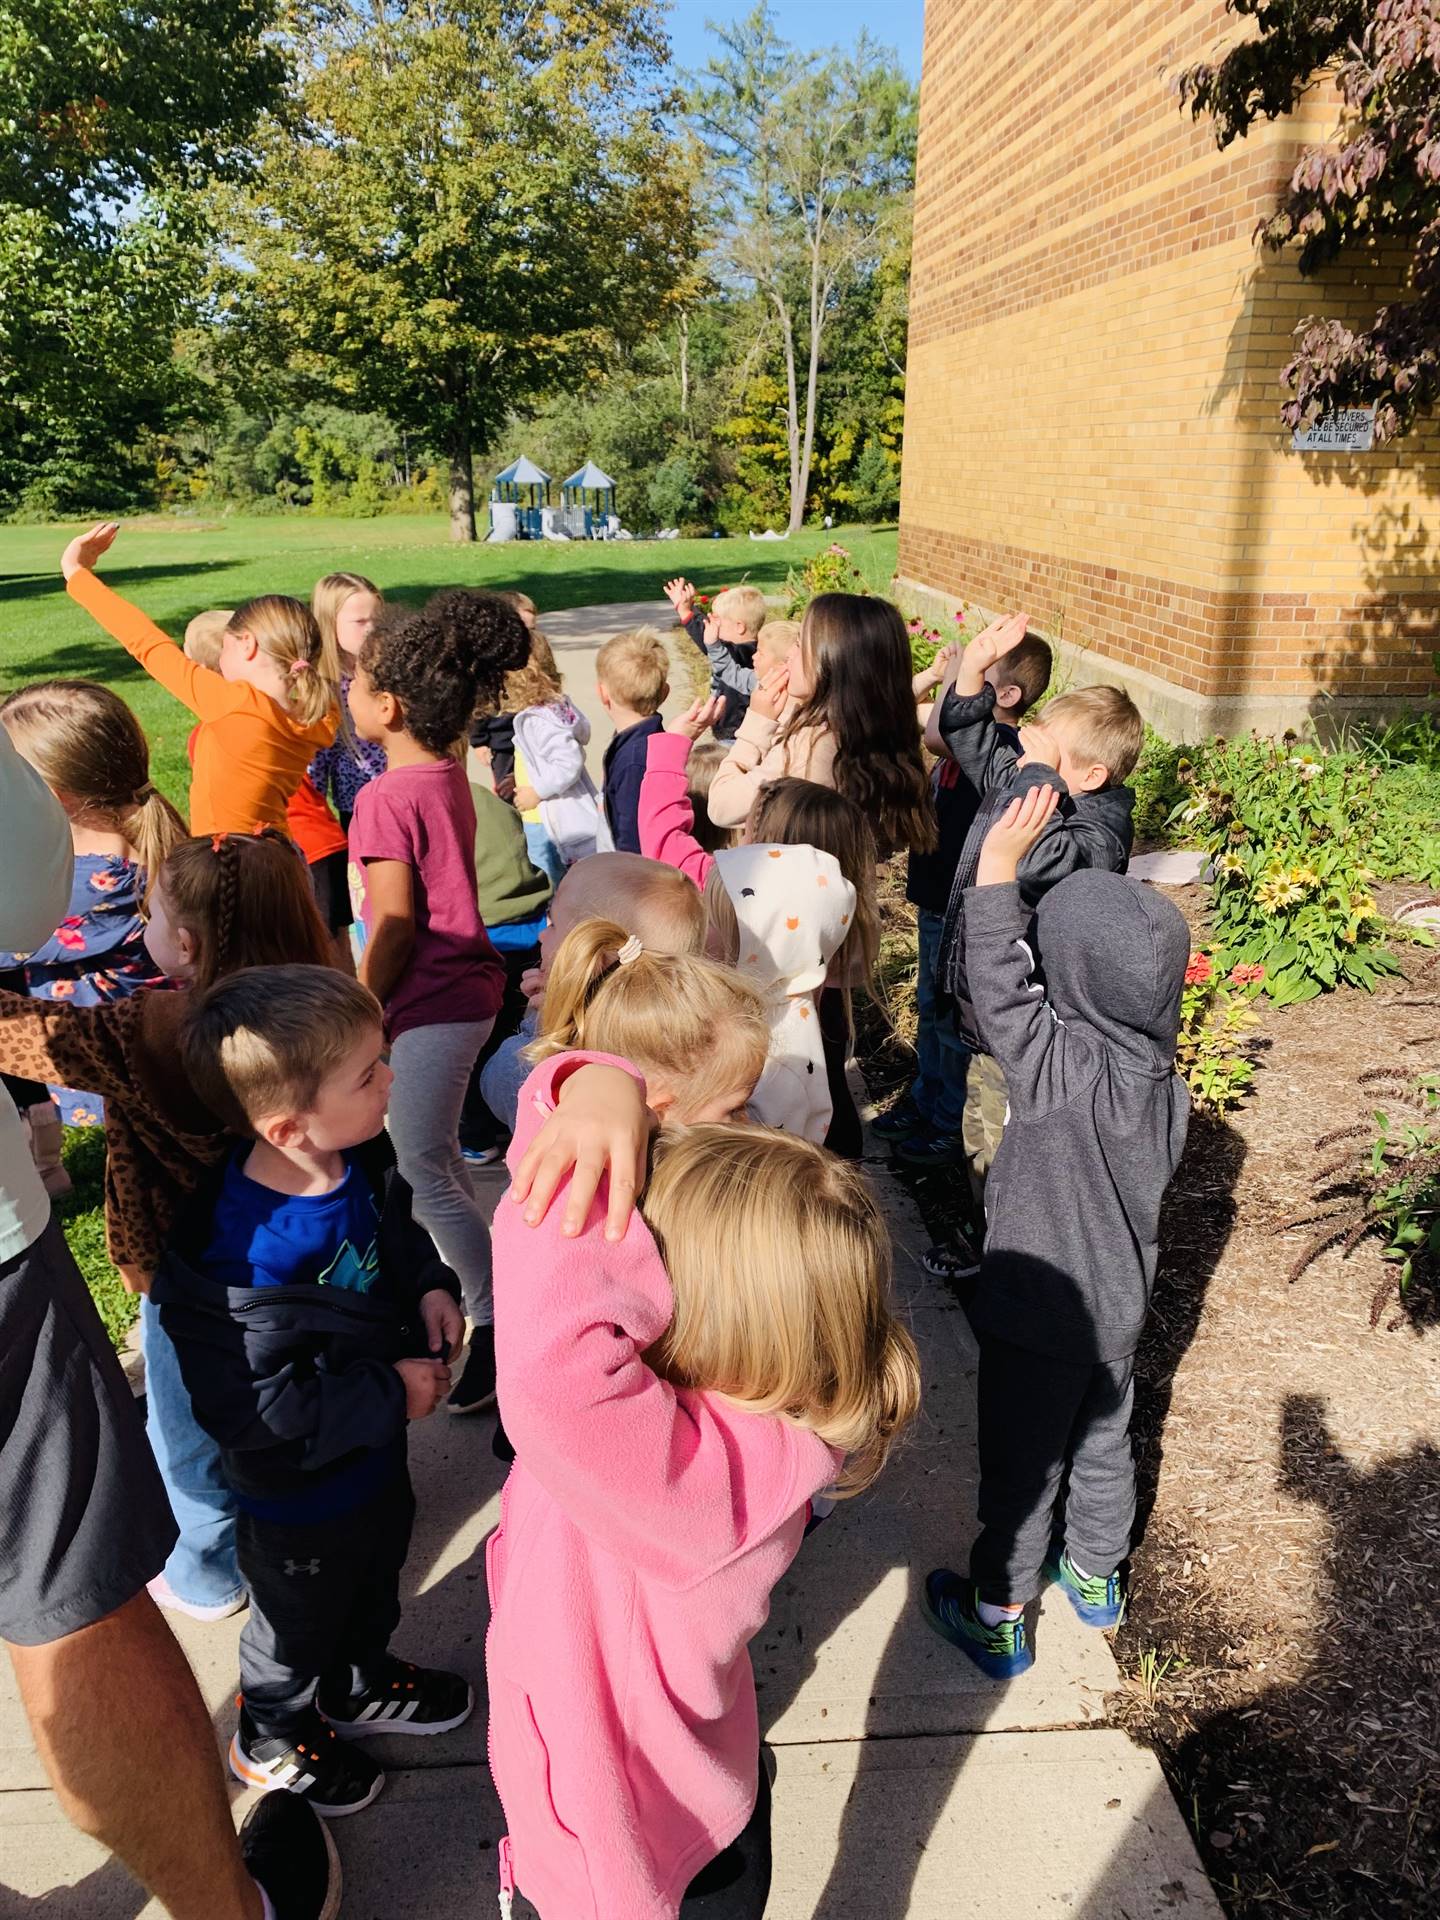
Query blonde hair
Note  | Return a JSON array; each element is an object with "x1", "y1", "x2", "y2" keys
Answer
[
  {"x1": 183, "y1": 609, "x2": 232, "y2": 671},
  {"x1": 596, "y1": 626, "x2": 669, "y2": 715},
  {"x1": 182, "y1": 964, "x2": 382, "y2": 1134},
  {"x1": 1041, "y1": 686, "x2": 1144, "y2": 783},
  {"x1": 227, "y1": 597, "x2": 337, "y2": 730},
  {"x1": 552, "y1": 852, "x2": 708, "y2": 956},
  {"x1": 159, "y1": 831, "x2": 334, "y2": 994},
  {"x1": 533, "y1": 918, "x2": 769, "y2": 1112},
  {"x1": 685, "y1": 741, "x2": 743, "y2": 854},
  {"x1": 311, "y1": 572, "x2": 381, "y2": 687},
  {"x1": 642, "y1": 1127, "x2": 921, "y2": 1493},
  {"x1": 0, "y1": 680, "x2": 188, "y2": 896},
  {"x1": 500, "y1": 589, "x2": 538, "y2": 620},
  {"x1": 756, "y1": 618, "x2": 800, "y2": 669},
  {"x1": 712, "y1": 585, "x2": 768, "y2": 640},
  {"x1": 502, "y1": 629, "x2": 563, "y2": 713}
]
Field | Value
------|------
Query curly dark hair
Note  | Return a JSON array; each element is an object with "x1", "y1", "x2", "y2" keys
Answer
[{"x1": 359, "y1": 589, "x2": 531, "y2": 754}]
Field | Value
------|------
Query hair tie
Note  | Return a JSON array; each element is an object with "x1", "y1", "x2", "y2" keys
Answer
[
  {"x1": 616, "y1": 935, "x2": 644, "y2": 967},
  {"x1": 210, "y1": 834, "x2": 227, "y2": 853},
  {"x1": 132, "y1": 783, "x2": 154, "y2": 803},
  {"x1": 288, "y1": 658, "x2": 310, "y2": 678}
]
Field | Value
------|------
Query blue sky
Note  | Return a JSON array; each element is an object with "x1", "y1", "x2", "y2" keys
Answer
[{"x1": 665, "y1": 0, "x2": 926, "y2": 80}]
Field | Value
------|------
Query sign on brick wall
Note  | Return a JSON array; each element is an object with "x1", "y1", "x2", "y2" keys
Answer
[{"x1": 1292, "y1": 407, "x2": 1376, "y2": 453}]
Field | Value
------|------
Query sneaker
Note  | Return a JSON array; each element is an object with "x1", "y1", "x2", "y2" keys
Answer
[
  {"x1": 460, "y1": 1143, "x2": 504, "y2": 1167},
  {"x1": 492, "y1": 1415, "x2": 515, "y2": 1465},
  {"x1": 237, "y1": 1789, "x2": 342, "y2": 1920},
  {"x1": 1042, "y1": 1549, "x2": 1124, "y2": 1629},
  {"x1": 920, "y1": 1237, "x2": 981, "y2": 1282},
  {"x1": 871, "y1": 1095, "x2": 924, "y2": 1140},
  {"x1": 229, "y1": 1705, "x2": 384, "y2": 1817},
  {"x1": 919, "y1": 1570, "x2": 1034, "y2": 1679},
  {"x1": 318, "y1": 1657, "x2": 474, "y2": 1740},
  {"x1": 894, "y1": 1130, "x2": 965, "y2": 1169},
  {"x1": 147, "y1": 1572, "x2": 248, "y2": 1623},
  {"x1": 447, "y1": 1325, "x2": 497, "y2": 1414}
]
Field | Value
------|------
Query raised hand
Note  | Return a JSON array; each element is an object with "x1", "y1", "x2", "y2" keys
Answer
[
  {"x1": 976, "y1": 783, "x2": 1060, "y2": 887},
  {"x1": 965, "y1": 611, "x2": 1031, "y2": 676},
  {"x1": 60, "y1": 521, "x2": 120, "y2": 581},
  {"x1": 664, "y1": 576, "x2": 696, "y2": 617},
  {"x1": 671, "y1": 694, "x2": 726, "y2": 742}
]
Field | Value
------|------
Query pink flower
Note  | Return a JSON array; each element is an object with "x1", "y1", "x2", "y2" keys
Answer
[
  {"x1": 1184, "y1": 953, "x2": 1214, "y2": 987},
  {"x1": 1229, "y1": 962, "x2": 1265, "y2": 985}
]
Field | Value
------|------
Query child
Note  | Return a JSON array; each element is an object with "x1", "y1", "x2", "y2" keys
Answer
[
  {"x1": 508, "y1": 628, "x2": 605, "y2": 879},
  {"x1": 921, "y1": 785, "x2": 1189, "y2": 1677},
  {"x1": 348, "y1": 588, "x2": 530, "y2": 1416},
  {"x1": 706, "y1": 592, "x2": 935, "y2": 859},
  {"x1": 306, "y1": 572, "x2": 387, "y2": 830},
  {"x1": 488, "y1": 1054, "x2": 921, "y2": 1920},
  {"x1": 691, "y1": 614, "x2": 797, "y2": 727},
  {"x1": 61, "y1": 523, "x2": 339, "y2": 836},
  {"x1": 682, "y1": 739, "x2": 743, "y2": 853},
  {"x1": 470, "y1": 588, "x2": 539, "y2": 796},
  {"x1": 932, "y1": 613, "x2": 1143, "y2": 1194},
  {"x1": 874, "y1": 627, "x2": 1054, "y2": 1177},
  {"x1": 664, "y1": 577, "x2": 768, "y2": 737},
  {"x1": 155, "y1": 965, "x2": 472, "y2": 1814},
  {"x1": 596, "y1": 626, "x2": 670, "y2": 854},
  {"x1": 0, "y1": 681, "x2": 187, "y2": 1129},
  {"x1": 0, "y1": 831, "x2": 335, "y2": 1621}
]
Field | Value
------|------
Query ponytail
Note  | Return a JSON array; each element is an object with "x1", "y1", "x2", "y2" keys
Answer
[
  {"x1": 531, "y1": 917, "x2": 637, "y2": 1055},
  {"x1": 228, "y1": 596, "x2": 338, "y2": 732},
  {"x1": 124, "y1": 784, "x2": 188, "y2": 904}
]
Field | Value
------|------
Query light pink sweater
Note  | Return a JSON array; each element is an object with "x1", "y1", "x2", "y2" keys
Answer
[
  {"x1": 487, "y1": 1052, "x2": 839, "y2": 1919},
  {"x1": 705, "y1": 703, "x2": 837, "y2": 828}
]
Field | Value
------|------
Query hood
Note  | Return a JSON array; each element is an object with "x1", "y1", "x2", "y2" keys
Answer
[
  {"x1": 1032, "y1": 870, "x2": 1190, "y2": 1074},
  {"x1": 715, "y1": 844, "x2": 856, "y2": 995}
]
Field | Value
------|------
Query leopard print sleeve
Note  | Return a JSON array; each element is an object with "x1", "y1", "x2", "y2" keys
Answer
[{"x1": 0, "y1": 985, "x2": 133, "y2": 1100}]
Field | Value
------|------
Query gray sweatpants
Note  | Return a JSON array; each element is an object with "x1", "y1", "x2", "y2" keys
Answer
[
  {"x1": 385, "y1": 1019, "x2": 495, "y2": 1326},
  {"x1": 969, "y1": 1333, "x2": 1135, "y2": 1606}
]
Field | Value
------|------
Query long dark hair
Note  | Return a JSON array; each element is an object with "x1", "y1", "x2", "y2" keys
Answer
[{"x1": 779, "y1": 593, "x2": 936, "y2": 856}]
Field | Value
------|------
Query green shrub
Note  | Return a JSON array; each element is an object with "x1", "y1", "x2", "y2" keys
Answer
[
  {"x1": 1128, "y1": 730, "x2": 1193, "y2": 844},
  {"x1": 1175, "y1": 950, "x2": 1265, "y2": 1112},
  {"x1": 783, "y1": 542, "x2": 873, "y2": 616}
]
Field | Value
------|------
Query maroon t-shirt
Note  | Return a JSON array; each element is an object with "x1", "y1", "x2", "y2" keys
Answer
[{"x1": 349, "y1": 758, "x2": 504, "y2": 1041}]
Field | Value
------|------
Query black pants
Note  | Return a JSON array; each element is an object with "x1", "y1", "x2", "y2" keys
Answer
[
  {"x1": 819, "y1": 988, "x2": 862, "y2": 1161},
  {"x1": 969, "y1": 1333, "x2": 1136, "y2": 1606},
  {"x1": 459, "y1": 942, "x2": 539, "y2": 1153},
  {"x1": 512, "y1": 1755, "x2": 772, "y2": 1919},
  {"x1": 237, "y1": 1468, "x2": 414, "y2": 1738}
]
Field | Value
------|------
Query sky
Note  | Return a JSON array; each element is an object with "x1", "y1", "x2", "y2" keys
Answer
[{"x1": 665, "y1": 0, "x2": 926, "y2": 80}]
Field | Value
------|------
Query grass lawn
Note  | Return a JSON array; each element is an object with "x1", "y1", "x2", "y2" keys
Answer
[{"x1": 0, "y1": 514, "x2": 898, "y2": 805}]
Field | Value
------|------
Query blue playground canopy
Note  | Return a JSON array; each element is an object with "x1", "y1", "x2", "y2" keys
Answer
[
  {"x1": 560, "y1": 460, "x2": 616, "y2": 509},
  {"x1": 492, "y1": 455, "x2": 550, "y2": 504}
]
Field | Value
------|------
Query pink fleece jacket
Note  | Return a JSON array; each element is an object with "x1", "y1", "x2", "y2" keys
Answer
[
  {"x1": 637, "y1": 729, "x2": 715, "y2": 888},
  {"x1": 487, "y1": 1052, "x2": 840, "y2": 1920}
]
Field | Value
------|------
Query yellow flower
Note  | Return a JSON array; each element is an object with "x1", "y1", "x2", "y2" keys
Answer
[
  {"x1": 1352, "y1": 892, "x2": 1379, "y2": 921},
  {"x1": 1218, "y1": 851, "x2": 1246, "y2": 876},
  {"x1": 1289, "y1": 864, "x2": 1320, "y2": 891},
  {"x1": 1256, "y1": 868, "x2": 1305, "y2": 913}
]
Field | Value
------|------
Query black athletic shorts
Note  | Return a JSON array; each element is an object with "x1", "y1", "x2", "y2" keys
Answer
[
  {"x1": 0, "y1": 1217, "x2": 177, "y2": 1645},
  {"x1": 309, "y1": 849, "x2": 354, "y2": 936}
]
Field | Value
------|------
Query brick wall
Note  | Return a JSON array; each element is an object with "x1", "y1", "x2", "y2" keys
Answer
[{"x1": 899, "y1": 0, "x2": 1440, "y2": 735}]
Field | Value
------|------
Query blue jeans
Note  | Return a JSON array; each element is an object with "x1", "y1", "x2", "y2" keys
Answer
[
  {"x1": 523, "y1": 822, "x2": 569, "y2": 890},
  {"x1": 913, "y1": 908, "x2": 970, "y2": 1135},
  {"x1": 141, "y1": 1296, "x2": 244, "y2": 1608}
]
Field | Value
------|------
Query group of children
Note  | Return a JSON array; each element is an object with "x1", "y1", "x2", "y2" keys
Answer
[{"x1": 0, "y1": 522, "x2": 1194, "y2": 1919}]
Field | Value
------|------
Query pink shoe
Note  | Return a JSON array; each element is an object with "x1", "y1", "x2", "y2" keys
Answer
[{"x1": 147, "y1": 1572, "x2": 248, "y2": 1623}]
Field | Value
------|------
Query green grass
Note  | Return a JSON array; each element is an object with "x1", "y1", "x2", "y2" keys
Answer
[
  {"x1": 54, "y1": 1127, "x2": 139, "y2": 1349},
  {"x1": 0, "y1": 514, "x2": 898, "y2": 806}
]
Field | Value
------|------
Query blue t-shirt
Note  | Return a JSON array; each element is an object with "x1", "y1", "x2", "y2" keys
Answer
[{"x1": 202, "y1": 1151, "x2": 380, "y2": 1293}]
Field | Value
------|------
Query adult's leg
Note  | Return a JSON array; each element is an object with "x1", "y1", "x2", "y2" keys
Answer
[
  {"x1": 141, "y1": 1294, "x2": 244, "y2": 1609},
  {"x1": 969, "y1": 1333, "x2": 1093, "y2": 1606},
  {"x1": 386, "y1": 1019, "x2": 496, "y2": 1324},
  {"x1": 1061, "y1": 1355, "x2": 1137, "y2": 1579},
  {"x1": 10, "y1": 1593, "x2": 262, "y2": 1920}
]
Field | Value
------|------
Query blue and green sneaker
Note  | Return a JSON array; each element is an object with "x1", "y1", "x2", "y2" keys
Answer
[
  {"x1": 1042, "y1": 1550, "x2": 1124, "y2": 1629},
  {"x1": 919, "y1": 1570, "x2": 1034, "y2": 1679}
]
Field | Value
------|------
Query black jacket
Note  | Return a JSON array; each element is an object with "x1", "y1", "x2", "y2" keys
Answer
[
  {"x1": 682, "y1": 610, "x2": 755, "y2": 739},
  {"x1": 934, "y1": 684, "x2": 1134, "y2": 1044},
  {"x1": 150, "y1": 1132, "x2": 459, "y2": 1507},
  {"x1": 965, "y1": 874, "x2": 1191, "y2": 1362},
  {"x1": 602, "y1": 713, "x2": 665, "y2": 855}
]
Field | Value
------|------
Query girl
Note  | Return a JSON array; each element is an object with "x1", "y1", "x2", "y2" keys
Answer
[
  {"x1": 60, "y1": 523, "x2": 339, "y2": 836},
  {"x1": 488, "y1": 1054, "x2": 922, "y2": 1920},
  {"x1": 348, "y1": 588, "x2": 530, "y2": 1414},
  {"x1": 507, "y1": 629, "x2": 606, "y2": 880},
  {"x1": 0, "y1": 681, "x2": 187, "y2": 1128},
  {"x1": 0, "y1": 830, "x2": 334, "y2": 1620},
  {"x1": 706, "y1": 591, "x2": 937, "y2": 859},
  {"x1": 306, "y1": 571, "x2": 387, "y2": 830}
]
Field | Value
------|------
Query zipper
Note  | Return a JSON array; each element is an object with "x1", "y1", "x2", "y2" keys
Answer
[
  {"x1": 498, "y1": 1836, "x2": 515, "y2": 1917},
  {"x1": 487, "y1": 1478, "x2": 514, "y2": 1916}
]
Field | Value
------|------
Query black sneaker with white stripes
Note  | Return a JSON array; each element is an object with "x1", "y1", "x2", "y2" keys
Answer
[
  {"x1": 230, "y1": 1703, "x2": 384, "y2": 1817},
  {"x1": 317, "y1": 1657, "x2": 474, "y2": 1740}
]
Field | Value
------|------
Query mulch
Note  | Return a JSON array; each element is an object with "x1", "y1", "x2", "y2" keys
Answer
[{"x1": 858, "y1": 867, "x2": 1440, "y2": 1919}]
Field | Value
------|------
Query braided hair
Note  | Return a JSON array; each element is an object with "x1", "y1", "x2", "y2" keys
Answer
[
  {"x1": 359, "y1": 589, "x2": 531, "y2": 755},
  {"x1": 157, "y1": 830, "x2": 332, "y2": 992}
]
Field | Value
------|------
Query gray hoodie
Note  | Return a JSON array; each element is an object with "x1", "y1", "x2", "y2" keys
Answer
[{"x1": 964, "y1": 871, "x2": 1191, "y2": 1363}]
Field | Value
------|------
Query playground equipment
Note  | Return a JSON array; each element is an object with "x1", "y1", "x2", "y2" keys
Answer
[
  {"x1": 487, "y1": 455, "x2": 551, "y2": 541},
  {"x1": 559, "y1": 460, "x2": 618, "y2": 539}
]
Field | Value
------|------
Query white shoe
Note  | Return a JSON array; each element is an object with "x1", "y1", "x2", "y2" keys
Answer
[{"x1": 147, "y1": 1572, "x2": 248, "y2": 1622}]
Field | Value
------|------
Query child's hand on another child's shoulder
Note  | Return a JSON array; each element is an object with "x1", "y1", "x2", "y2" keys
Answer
[
  {"x1": 60, "y1": 521, "x2": 120, "y2": 581},
  {"x1": 395, "y1": 1356, "x2": 450, "y2": 1421},
  {"x1": 418, "y1": 1288, "x2": 465, "y2": 1366},
  {"x1": 976, "y1": 783, "x2": 1060, "y2": 887},
  {"x1": 672, "y1": 694, "x2": 726, "y2": 742},
  {"x1": 749, "y1": 662, "x2": 791, "y2": 723},
  {"x1": 512, "y1": 1061, "x2": 653, "y2": 1242}
]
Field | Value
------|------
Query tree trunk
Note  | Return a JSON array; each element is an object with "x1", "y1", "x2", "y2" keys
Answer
[
  {"x1": 448, "y1": 426, "x2": 476, "y2": 543},
  {"x1": 678, "y1": 311, "x2": 690, "y2": 419},
  {"x1": 794, "y1": 284, "x2": 826, "y2": 536},
  {"x1": 772, "y1": 292, "x2": 803, "y2": 533}
]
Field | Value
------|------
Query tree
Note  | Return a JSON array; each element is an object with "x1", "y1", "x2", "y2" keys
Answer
[
  {"x1": 1177, "y1": 0, "x2": 1439, "y2": 443},
  {"x1": 690, "y1": 4, "x2": 915, "y2": 531},
  {"x1": 214, "y1": 0, "x2": 695, "y2": 540}
]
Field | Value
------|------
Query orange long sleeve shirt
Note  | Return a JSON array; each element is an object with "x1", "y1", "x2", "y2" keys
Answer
[{"x1": 67, "y1": 569, "x2": 337, "y2": 837}]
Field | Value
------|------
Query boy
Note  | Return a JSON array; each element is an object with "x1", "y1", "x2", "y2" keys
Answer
[
  {"x1": 597, "y1": 626, "x2": 670, "y2": 854},
  {"x1": 922, "y1": 785, "x2": 1190, "y2": 1677},
  {"x1": 934, "y1": 612, "x2": 1143, "y2": 1190},
  {"x1": 663, "y1": 577, "x2": 768, "y2": 737},
  {"x1": 152, "y1": 966, "x2": 471, "y2": 1816},
  {"x1": 874, "y1": 627, "x2": 1053, "y2": 1178}
]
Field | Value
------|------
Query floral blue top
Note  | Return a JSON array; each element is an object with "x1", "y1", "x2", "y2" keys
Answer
[
  {"x1": 0, "y1": 853, "x2": 167, "y2": 1126},
  {"x1": 308, "y1": 679, "x2": 387, "y2": 820}
]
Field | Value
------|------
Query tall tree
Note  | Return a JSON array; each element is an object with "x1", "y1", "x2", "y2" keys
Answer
[
  {"x1": 1177, "y1": 0, "x2": 1439, "y2": 443},
  {"x1": 215, "y1": 0, "x2": 695, "y2": 540},
  {"x1": 690, "y1": 5, "x2": 915, "y2": 531}
]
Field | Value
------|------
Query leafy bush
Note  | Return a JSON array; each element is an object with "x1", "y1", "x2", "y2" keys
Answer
[
  {"x1": 1175, "y1": 951, "x2": 1265, "y2": 1113},
  {"x1": 1128, "y1": 730, "x2": 1192, "y2": 844},
  {"x1": 784, "y1": 542, "x2": 873, "y2": 615}
]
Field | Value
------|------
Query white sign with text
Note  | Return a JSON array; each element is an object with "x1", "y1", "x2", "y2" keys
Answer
[{"x1": 1292, "y1": 406, "x2": 1376, "y2": 452}]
